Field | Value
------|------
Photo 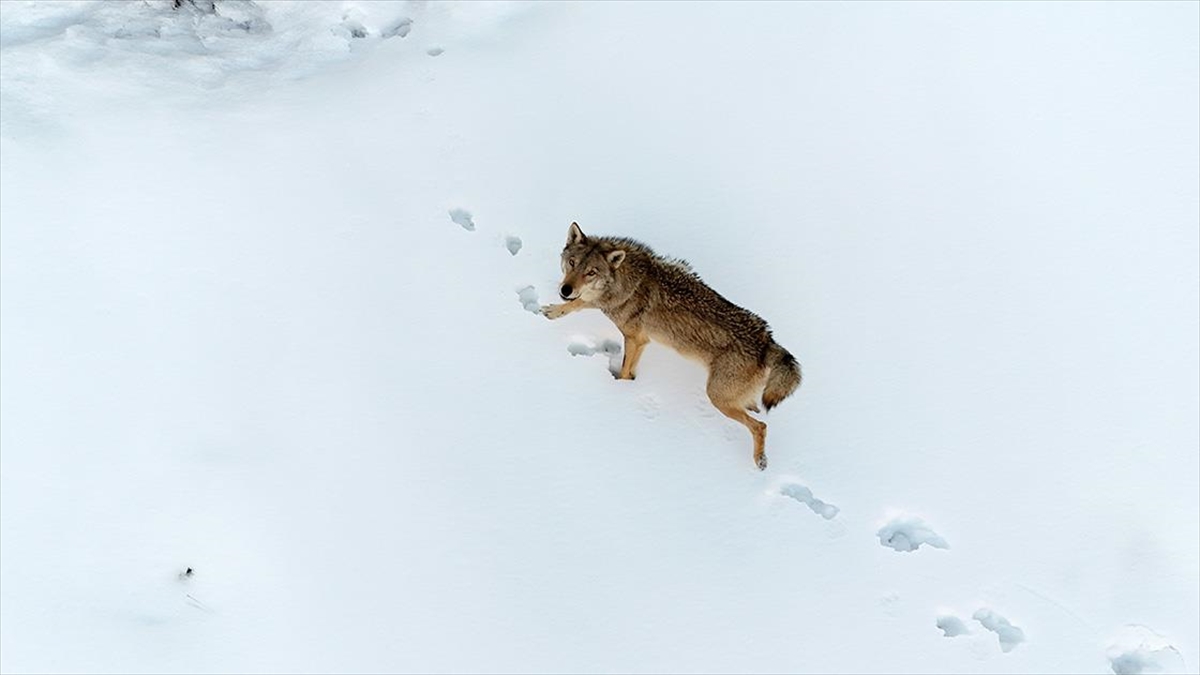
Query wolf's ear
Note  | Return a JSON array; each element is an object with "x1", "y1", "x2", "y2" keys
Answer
[
  {"x1": 567, "y1": 222, "x2": 587, "y2": 246},
  {"x1": 607, "y1": 249, "x2": 626, "y2": 268}
]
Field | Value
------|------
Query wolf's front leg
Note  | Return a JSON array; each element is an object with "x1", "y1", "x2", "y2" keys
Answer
[
  {"x1": 617, "y1": 332, "x2": 650, "y2": 380},
  {"x1": 541, "y1": 298, "x2": 588, "y2": 320}
]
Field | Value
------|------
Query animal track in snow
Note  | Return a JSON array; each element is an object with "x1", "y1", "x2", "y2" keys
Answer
[
  {"x1": 566, "y1": 337, "x2": 622, "y2": 358},
  {"x1": 936, "y1": 613, "x2": 971, "y2": 637},
  {"x1": 516, "y1": 286, "x2": 541, "y2": 314},
  {"x1": 1106, "y1": 625, "x2": 1186, "y2": 674},
  {"x1": 381, "y1": 17, "x2": 412, "y2": 38},
  {"x1": 878, "y1": 592, "x2": 902, "y2": 617},
  {"x1": 340, "y1": 17, "x2": 368, "y2": 39},
  {"x1": 692, "y1": 397, "x2": 716, "y2": 418},
  {"x1": 876, "y1": 513, "x2": 948, "y2": 552},
  {"x1": 972, "y1": 608, "x2": 1025, "y2": 652},
  {"x1": 505, "y1": 235, "x2": 522, "y2": 256},
  {"x1": 779, "y1": 481, "x2": 839, "y2": 520},
  {"x1": 637, "y1": 394, "x2": 660, "y2": 419},
  {"x1": 448, "y1": 208, "x2": 475, "y2": 231},
  {"x1": 566, "y1": 336, "x2": 623, "y2": 376},
  {"x1": 427, "y1": 47, "x2": 444, "y2": 57}
]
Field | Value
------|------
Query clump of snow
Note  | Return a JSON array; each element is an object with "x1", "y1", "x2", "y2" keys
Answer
[
  {"x1": 973, "y1": 608, "x2": 1026, "y2": 653},
  {"x1": 0, "y1": 1, "x2": 534, "y2": 128},
  {"x1": 505, "y1": 235, "x2": 523, "y2": 256},
  {"x1": 877, "y1": 514, "x2": 949, "y2": 552},
  {"x1": 1106, "y1": 625, "x2": 1187, "y2": 674},
  {"x1": 448, "y1": 208, "x2": 475, "y2": 231},
  {"x1": 779, "y1": 481, "x2": 839, "y2": 520},
  {"x1": 0, "y1": 1, "x2": 318, "y2": 92},
  {"x1": 936, "y1": 614, "x2": 971, "y2": 637}
]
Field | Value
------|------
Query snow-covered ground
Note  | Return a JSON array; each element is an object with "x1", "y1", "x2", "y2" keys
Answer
[{"x1": 1, "y1": 1, "x2": 1197, "y2": 673}]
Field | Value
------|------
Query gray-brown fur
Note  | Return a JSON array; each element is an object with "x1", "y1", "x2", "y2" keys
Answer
[{"x1": 542, "y1": 222, "x2": 802, "y2": 470}]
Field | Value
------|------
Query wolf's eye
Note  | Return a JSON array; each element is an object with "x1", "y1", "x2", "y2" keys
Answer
[
  {"x1": 585, "y1": 270, "x2": 597, "y2": 278},
  {"x1": 568, "y1": 259, "x2": 577, "y2": 268}
]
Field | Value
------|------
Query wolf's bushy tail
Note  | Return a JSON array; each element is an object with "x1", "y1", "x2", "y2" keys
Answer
[{"x1": 763, "y1": 342, "x2": 802, "y2": 411}]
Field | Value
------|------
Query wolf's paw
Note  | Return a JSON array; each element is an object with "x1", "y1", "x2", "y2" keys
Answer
[
  {"x1": 755, "y1": 454, "x2": 768, "y2": 471},
  {"x1": 541, "y1": 304, "x2": 566, "y2": 320}
]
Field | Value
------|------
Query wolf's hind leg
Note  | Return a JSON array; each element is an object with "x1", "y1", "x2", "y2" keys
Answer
[
  {"x1": 707, "y1": 357, "x2": 768, "y2": 470},
  {"x1": 713, "y1": 403, "x2": 767, "y2": 470}
]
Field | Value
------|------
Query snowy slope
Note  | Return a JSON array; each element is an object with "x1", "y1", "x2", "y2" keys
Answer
[{"x1": 2, "y1": 1, "x2": 1198, "y2": 673}]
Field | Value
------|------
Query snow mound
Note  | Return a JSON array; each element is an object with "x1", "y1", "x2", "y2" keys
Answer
[
  {"x1": 0, "y1": 0, "x2": 537, "y2": 130},
  {"x1": 876, "y1": 514, "x2": 949, "y2": 552}
]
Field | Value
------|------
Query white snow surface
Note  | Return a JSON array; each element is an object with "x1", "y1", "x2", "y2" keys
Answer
[{"x1": 2, "y1": 1, "x2": 1198, "y2": 673}]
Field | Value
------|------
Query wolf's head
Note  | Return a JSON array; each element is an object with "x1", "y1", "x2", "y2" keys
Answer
[{"x1": 557, "y1": 222, "x2": 626, "y2": 302}]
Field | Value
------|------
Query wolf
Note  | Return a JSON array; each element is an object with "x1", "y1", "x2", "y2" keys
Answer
[{"x1": 541, "y1": 222, "x2": 801, "y2": 470}]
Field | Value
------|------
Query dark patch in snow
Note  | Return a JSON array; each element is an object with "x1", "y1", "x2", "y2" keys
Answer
[
  {"x1": 505, "y1": 235, "x2": 522, "y2": 256},
  {"x1": 174, "y1": 0, "x2": 215, "y2": 12},
  {"x1": 178, "y1": 0, "x2": 270, "y2": 35},
  {"x1": 427, "y1": 47, "x2": 444, "y2": 57}
]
